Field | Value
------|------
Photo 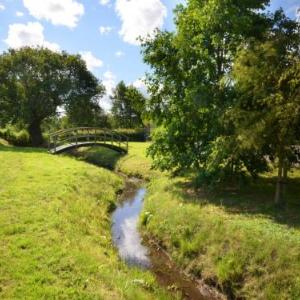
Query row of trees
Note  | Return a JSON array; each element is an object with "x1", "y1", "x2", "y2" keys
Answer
[
  {"x1": 142, "y1": 0, "x2": 300, "y2": 204},
  {"x1": 111, "y1": 81, "x2": 145, "y2": 128},
  {"x1": 0, "y1": 47, "x2": 146, "y2": 146}
]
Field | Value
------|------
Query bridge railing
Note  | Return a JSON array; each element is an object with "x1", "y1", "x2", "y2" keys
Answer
[{"x1": 48, "y1": 127, "x2": 129, "y2": 153}]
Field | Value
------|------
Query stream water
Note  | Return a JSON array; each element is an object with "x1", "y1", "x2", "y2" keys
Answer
[{"x1": 111, "y1": 179, "x2": 224, "y2": 300}]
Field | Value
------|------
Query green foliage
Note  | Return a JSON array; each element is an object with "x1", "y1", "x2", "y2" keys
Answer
[
  {"x1": 114, "y1": 128, "x2": 148, "y2": 142},
  {"x1": 0, "y1": 144, "x2": 172, "y2": 300},
  {"x1": 232, "y1": 11, "x2": 300, "y2": 203},
  {"x1": 0, "y1": 126, "x2": 30, "y2": 146},
  {"x1": 0, "y1": 47, "x2": 104, "y2": 146},
  {"x1": 142, "y1": 1, "x2": 300, "y2": 202},
  {"x1": 111, "y1": 81, "x2": 146, "y2": 129},
  {"x1": 142, "y1": 0, "x2": 271, "y2": 183}
]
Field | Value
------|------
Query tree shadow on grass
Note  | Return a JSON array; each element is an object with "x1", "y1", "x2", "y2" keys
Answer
[
  {"x1": 173, "y1": 172, "x2": 300, "y2": 230},
  {"x1": 65, "y1": 146, "x2": 125, "y2": 170},
  {"x1": 0, "y1": 144, "x2": 125, "y2": 170}
]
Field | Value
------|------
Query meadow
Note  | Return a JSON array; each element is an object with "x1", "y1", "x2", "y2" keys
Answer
[
  {"x1": 0, "y1": 140, "x2": 172, "y2": 300},
  {"x1": 78, "y1": 142, "x2": 300, "y2": 299},
  {"x1": 1, "y1": 140, "x2": 300, "y2": 299}
]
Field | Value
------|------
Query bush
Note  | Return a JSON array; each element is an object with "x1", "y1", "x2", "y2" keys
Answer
[
  {"x1": 113, "y1": 128, "x2": 149, "y2": 142},
  {"x1": 0, "y1": 126, "x2": 31, "y2": 147}
]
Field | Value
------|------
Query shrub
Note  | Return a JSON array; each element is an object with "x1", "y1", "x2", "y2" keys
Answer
[
  {"x1": 0, "y1": 126, "x2": 31, "y2": 147},
  {"x1": 113, "y1": 128, "x2": 149, "y2": 142}
]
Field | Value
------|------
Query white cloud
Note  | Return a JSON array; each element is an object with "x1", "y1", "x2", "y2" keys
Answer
[
  {"x1": 80, "y1": 51, "x2": 103, "y2": 71},
  {"x1": 133, "y1": 77, "x2": 147, "y2": 96},
  {"x1": 16, "y1": 11, "x2": 25, "y2": 17},
  {"x1": 101, "y1": 71, "x2": 117, "y2": 111},
  {"x1": 115, "y1": 50, "x2": 124, "y2": 57},
  {"x1": 115, "y1": 0, "x2": 167, "y2": 45},
  {"x1": 23, "y1": 0, "x2": 84, "y2": 28},
  {"x1": 99, "y1": 0, "x2": 110, "y2": 6},
  {"x1": 4, "y1": 22, "x2": 60, "y2": 51},
  {"x1": 0, "y1": 3, "x2": 5, "y2": 11},
  {"x1": 99, "y1": 26, "x2": 112, "y2": 35}
]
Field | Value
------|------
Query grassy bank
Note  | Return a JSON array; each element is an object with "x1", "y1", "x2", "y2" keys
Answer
[
  {"x1": 76, "y1": 143, "x2": 300, "y2": 299},
  {"x1": 0, "y1": 144, "x2": 172, "y2": 299}
]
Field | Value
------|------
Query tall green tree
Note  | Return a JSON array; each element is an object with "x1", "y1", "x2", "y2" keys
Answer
[
  {"x1": 0, "y1": 47, "x2": 104, "y2": 146},
  {"x1": 111, "y1": 81, "x2": 146, "y2": 128},
  {"x1": 232, "y1": 11, "x2": 300, "y2": 204},
  {"x1": 142, "y1": 0, "x2": 271, "y2": 179}
]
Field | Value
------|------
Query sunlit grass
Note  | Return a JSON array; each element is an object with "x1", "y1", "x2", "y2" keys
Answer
[
  {"x1": 117, "y1": 143, "x2": 300, "y2": 299},
  {"x1": 0, "y1": 144, "x2": 172, "y2": 299},
  {"x1": 57, "y1": 142, "x2": 300, "y2": 298}
]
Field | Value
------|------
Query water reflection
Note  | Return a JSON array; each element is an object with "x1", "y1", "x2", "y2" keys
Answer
[{"x1": 111, "y1": 187, "x2": 151, "y2": 268}]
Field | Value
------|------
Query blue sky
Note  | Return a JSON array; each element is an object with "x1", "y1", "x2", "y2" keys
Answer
[{"x1": 0, "y1": 0, "x2": 299, "y2": 110}]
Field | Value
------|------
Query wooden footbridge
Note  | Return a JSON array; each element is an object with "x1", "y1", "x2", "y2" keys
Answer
[{"x1": 48, "y1": 127, "x2": 129, "y2": 154}]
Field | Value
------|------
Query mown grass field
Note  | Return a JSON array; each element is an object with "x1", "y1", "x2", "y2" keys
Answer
[
  {"x1": 77, "y1": 143, "x2": 300, "y2": 299},
  {"x1": 0, "y1": 143, "x2": 173, "y2": 299}
]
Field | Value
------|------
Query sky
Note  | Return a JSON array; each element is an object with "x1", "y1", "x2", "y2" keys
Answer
[{"x1": 0, "y1": 0, "x2": 299, "y2": 110}]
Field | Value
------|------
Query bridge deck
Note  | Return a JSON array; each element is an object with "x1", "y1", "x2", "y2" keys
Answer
[{"x1": 50, "y1": 141, "x2": 128, "y2": 154}]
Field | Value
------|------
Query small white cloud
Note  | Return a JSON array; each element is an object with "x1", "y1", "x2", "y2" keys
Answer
[
  {"x1": 115, "y1": 50, "x2": 124, "y2": 58},
  {"x1": 101, "y1": 71, "x2": 117, "y2": 111},
  {"x1": 99, "y1": 26, "x2": 112, "y2": 35},
  {"x1": 99, "y1": 0, "x2": 110, "y2": 6},
  {"x1": 16, "y1": 11, "x2": 25, "y2": 17},
  {"x1": 80, "y1": 51, "x2": 103, "y2": 71},
  {"x1": 4, "y1": 22, "x2": 60, "y2": 51},
  {"x1": 23, "y1": 0, "x2": 84, "y2": 28},
  {"x1": 0, "y1": 3, "x2": 5, "y2": 11},
  {"x1": 115, "y1": 0, "x2": 167, "y2": 45}
]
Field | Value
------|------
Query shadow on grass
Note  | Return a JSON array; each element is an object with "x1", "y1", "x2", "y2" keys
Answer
[
  {"x1": 173, "y1": 172, "x2": 300, "y2": 229},
  {"x1": 0, "y1": 143, "x2": 124, "y2": 170},
  {"x1": 66, "y1": 146, "x2": 125, "y2": 170}
]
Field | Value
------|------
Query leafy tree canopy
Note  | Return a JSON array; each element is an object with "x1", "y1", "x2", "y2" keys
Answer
[
  {"x1": 142, "y1": 0, "x2": 271, "y2": 176},
  {"x1": 142, "y1": 0, "x2": 300, "y2": 204},
  {"x1": 111, "y1": 81, "x2": 146, "y2": 128},
  {"x1": 0, "y1": 47, "x2": 104, "y2": 146},
  {"x1": 232, "y1": 11, "x2": 300, "y2": 203}
]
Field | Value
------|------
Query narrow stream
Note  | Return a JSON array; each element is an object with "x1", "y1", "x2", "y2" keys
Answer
[
  {"x1": 112, "y1": 185, "x2": 150, "y2": 268},
  {"x1": 111, "y1": 179, "x2": 224, "y2": 300}
]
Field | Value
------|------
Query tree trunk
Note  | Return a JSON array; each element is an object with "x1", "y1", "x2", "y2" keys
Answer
[
  {"x1": 28, "y1": 120, "x2": 43, "y2": 147},
  {"x1": 282, "y1": 159, "x2": 289, "y2": 198},
  {"x1": 274, "y1": 155, "x2": 284, "y2": 206}
]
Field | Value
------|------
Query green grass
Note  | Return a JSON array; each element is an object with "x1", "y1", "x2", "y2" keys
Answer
[
  {"x1": 0, "y1": 144, "x2": 172, "y2": 299},
  {"x1": 86, "y1": 143, "x2": 300, "y2": 299},
  {"x1": 56, "y1": 143, "x2": 300, "y2": 298},
  {"x1": 116, "y1": 142, "x2": 160, "y2": 180},
  {"x1": 75, "y1": 143, "x2": 158, "y2": 180},
  {"x1": 142, "y1": 176, "x2": 300, "y2": 299}
]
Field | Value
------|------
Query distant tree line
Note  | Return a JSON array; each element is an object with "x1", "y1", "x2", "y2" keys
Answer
[
  {"x1": 141, "y1": 0, "x2": 300, "y2": 205},
  {"x1": 0, "y1": 47, "x2": 147, "y2": 146}
]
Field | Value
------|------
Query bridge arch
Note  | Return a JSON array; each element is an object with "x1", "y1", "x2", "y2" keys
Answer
[{"x1": 48, "y1": 127, "x2": 129, "y2": 154}]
